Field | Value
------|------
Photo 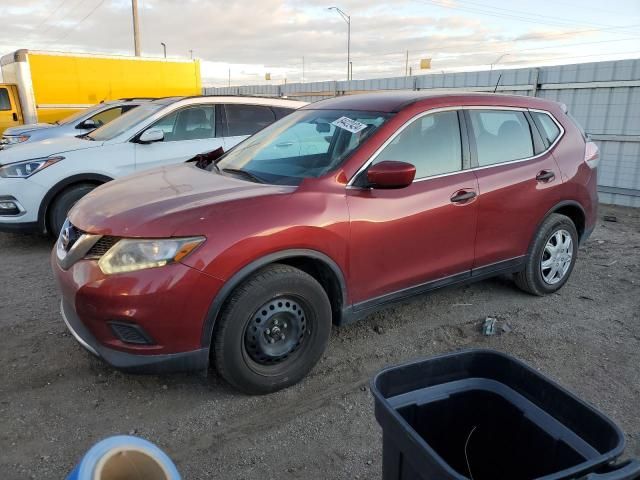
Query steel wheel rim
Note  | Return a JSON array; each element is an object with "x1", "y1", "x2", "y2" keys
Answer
[
  {"x1": 541, "y1": 229, "x2": 573, "y2": 285},
  {"x1": 244, "y1": 297, "x2": 307, "y2": 366}
]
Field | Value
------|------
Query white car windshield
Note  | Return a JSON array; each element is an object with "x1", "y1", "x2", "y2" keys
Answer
[
  {"x1": 88, "y1": 103, "x2": 164, "y2": 141},
  {"x1": 215, "y1": 109, "x2": 391, "y2": 185}
]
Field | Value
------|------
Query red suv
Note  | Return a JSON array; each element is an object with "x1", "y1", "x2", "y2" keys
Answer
[{"x1": 52, "y1": 92, "x2": 599, "y2": 394}]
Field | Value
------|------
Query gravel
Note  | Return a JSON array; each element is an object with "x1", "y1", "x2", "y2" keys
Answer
[{"x1": 0, "y1": 204, "x2": 638, "y2": 479}]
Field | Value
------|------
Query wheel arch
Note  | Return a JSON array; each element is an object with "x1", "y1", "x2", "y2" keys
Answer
[
  {"x1": 529, "y1": 200, "x2": 586, "y2": 254},
  {"x1": 201, "y1": 249, "x2": 348, "y2": 349},
  {"x1": 38, "y1": 173, "x2": 113, "y2": 233}
]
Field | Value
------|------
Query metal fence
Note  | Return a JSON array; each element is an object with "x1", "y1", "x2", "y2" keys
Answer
[{"x1": 204, "y1": 59, "x2": 640, "y2": 207}]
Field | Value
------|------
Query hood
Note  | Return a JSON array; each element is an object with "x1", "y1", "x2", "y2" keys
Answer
[
  {"x1": 69, "y1": 164, "x2": 294, "y2": 237},
  {"x1": 3, "y1": 123, "x2": 55, "y2": 136},
  {"x1": 0, "y1": 135, "x2": 103, "y2": 165}
]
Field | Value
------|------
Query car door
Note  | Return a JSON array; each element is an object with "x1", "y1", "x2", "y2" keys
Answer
[
  {"x1": 0, "y1": 85, "x2": 21, "y2": 134},
  {"x1": 347, "y1": 110, "x2": 479, "y2": 305},
  {"x1": 134, "y1": 104, "x2": 223, "y2": 171},
  {"x1": 465, "y1": 108, "x2": 565, "y2": 269},
  {"x1": 221, "y1": 104, "x2": 278, "y2": 150}
]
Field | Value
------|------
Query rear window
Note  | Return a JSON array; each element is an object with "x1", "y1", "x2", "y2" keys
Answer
[
  {"x1": 468, "y1": 110, "x2": 534, "y2": 166},
  {"x1": 532, "y1": 111, "x2": 561, "y2": 146}
]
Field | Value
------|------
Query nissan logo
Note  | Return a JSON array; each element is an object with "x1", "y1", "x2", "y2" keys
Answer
[{"x1": 61, "y1": 226, "x2": 71, "y2": 251}]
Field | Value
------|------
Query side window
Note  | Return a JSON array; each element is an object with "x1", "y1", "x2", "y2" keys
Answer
[
  {"x1": 372, "y1": 111, "x2": 462, "y2": 179},
  {"x1": 0, "y1": 88, "x2": 11, "y2": 111},
  {"x1": 88, "y1": 107, "x2": 123, "y2": 127},
  {"x1": 468, "y1": 110, "x2": 534, "y2": 166},
  {"x1": 272, "y1": 107, "x2": 295, "y2": 120},
  {"x1": 148, "y1": 105, "x2": 215, "y2": 142},
  {"x1": 532, "y1": 111, "x2": 561, "y2": 146},
  {"x1": 225, "y1": 104, "x2": 276, "y2": 137}
]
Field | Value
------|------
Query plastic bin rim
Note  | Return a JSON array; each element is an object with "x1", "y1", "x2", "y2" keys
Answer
[{"x1": 370, "y1": 348, "x2": 626, "y2": 480}]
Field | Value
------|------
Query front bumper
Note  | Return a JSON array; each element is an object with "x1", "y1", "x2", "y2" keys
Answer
[
  {"x1": 60, "y1": 299, "x2": 209, "y2": 373},
  {"x1": 52, "y1": 247, "x2": 224, "y2": 374},
  {"x1": 0, "y1": 177, "x2": 46, "y2": 231}
]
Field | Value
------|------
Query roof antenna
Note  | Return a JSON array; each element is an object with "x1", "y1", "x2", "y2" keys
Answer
[{"x1": 493, "y1": 73, "x2": 503, "y2": 93}]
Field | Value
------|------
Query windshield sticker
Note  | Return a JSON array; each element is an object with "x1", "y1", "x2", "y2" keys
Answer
[{"x1": 331, "y1": 116, "x2": 368, "y2": 134}]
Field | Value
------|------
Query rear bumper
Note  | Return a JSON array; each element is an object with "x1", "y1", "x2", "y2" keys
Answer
[{"x1": 60, "y1": 299, "x2": 210, "y2": 373}]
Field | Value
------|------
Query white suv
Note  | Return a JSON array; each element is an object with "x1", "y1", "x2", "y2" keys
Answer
[{"x1": 0, "y1": 96, "x2": 305, "y2": 235}]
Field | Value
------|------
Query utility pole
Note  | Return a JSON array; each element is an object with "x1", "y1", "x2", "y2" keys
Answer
[
  {"x1": 161, "y1": 42, "x2": 166, "y2": 58},
  {"x1": 189, "y1": 49, "x2": 193, "y2": 59},
  {"x1": 405, "y1": 50, "x2": 409, "y2": 76},
  {"x1": 131, "y1": 0, "x2": 141, "y2": 56},
  {"x1": 228, "y1": 68, "x2": 231, "y2": 87},
  {"x1": 302, "y1": 56, "x2": 305, "y2": 83}
]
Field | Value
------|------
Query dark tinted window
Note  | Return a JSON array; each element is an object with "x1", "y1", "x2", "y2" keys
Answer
[
  {"x1": 532, "y1": 111, "x2": 561, "y2": 146},
  {"x1": 272, "y1": 107, "x2": 295, "y2": 120},
  {"x1": 373, "y1": 111, "x2": 462, "y2": 178},
  {"x1": 149, "y1": 105, "x2": 215, "y2": 141},
  {"x1": 469, "y1": 110, "x2": 533, "y2": 166},
  {"x1": 0, "y1": 88, "x2": 10, "y2": 111},
  {"x1": 225, "y1": 104, "x2": 276, "y2": 136}
]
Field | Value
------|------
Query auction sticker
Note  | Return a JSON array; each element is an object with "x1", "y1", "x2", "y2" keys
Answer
[{"x1": 331, "y1": 116, "x2": 368, "y2": 134}]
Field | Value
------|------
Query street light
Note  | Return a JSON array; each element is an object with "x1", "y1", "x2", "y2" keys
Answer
[
  {"x1": 328, "y1": 6, "x2": 351, "y2": 81},
  {"x1": 490, "y1": 53, "x2": 510, "y2": 71},
  {"x1": 160, "y1": 42, "x2": 167, "y2": 59}
]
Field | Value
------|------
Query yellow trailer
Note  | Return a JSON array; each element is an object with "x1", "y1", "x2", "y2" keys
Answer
[{"x1": 0, "y1": 49, "x2": 201, "y2": 133}]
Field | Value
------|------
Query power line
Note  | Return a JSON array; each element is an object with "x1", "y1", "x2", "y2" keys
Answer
[
  {"x1": 52, "y1": 0, "x2": 109, "y2": 43},
  {"x1": 441, "y1": 0, "x2": 638, "y2": 32},
  {"x1": 34, "y1": 0, "x2": 72, "y2": 30},
  {"x1": 414, "y1": 0, "x2": 640, "y2": 34},
  {"x1": 41, "y1": 0, "x2": 90, "y2": 35}
]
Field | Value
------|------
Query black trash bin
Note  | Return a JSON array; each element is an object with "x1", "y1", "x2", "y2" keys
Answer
[{"x1": 371, "y1": 349, "x2": 640, "y2": 480}]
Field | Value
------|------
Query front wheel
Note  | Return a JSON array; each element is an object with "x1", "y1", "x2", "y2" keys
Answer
[
  {"x1": 48, "y1": 183, "x2": 97, "y2": 236},
  {"x1": 213, "y1": 264, "x2": 332, "y2": 394},
  {"x1": 514, "y1": 213, "x2": 579, "y2": 296}
]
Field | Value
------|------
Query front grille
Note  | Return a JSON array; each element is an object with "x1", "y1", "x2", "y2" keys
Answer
[
  {"x1": 85, "y1": 236, "x2": 119, "y2": 259},
  {"x1": 109, "y1": 321, "x2": 154, "y2": 345}
]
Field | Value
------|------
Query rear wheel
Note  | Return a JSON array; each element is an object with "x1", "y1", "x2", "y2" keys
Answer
[
  {"x1": 514, "y1": 213, "x2": 579, "y2": 296},
  {"x1": 213, "y1": 264, "x2": 332, "y2": 394},
  {"x1": 48, "y1": 183, "x2": 97, "y2": 236}
]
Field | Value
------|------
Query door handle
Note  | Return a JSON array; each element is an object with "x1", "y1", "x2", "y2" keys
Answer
[
  {"x1": 12, "y1": 113, "x2": 18, "y2": 122},
  {"x1": 536, "y1": 170, "x2": 555, "y2": 182},
  {"x1": 450, "y1": 190, "x2": 477, "y2": 203}
]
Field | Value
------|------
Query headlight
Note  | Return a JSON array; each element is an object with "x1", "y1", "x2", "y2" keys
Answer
[
  {"x1": 0, "y1": 156, "x2": 63, "y2": 178},
  {"x1": 98, "y1": 237, "x2": 205, "y2": 275},
  {"x1": 2, "y1": 135, "x2": 30, "y2": 145}
]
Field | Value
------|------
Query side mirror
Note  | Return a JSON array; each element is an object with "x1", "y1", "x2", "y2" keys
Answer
[
  {"x1": 367, "y1": 161, "x2": 416, "y2": 189},
  {"x1": 77, "y1": 119, "x2": 97, "y2": 130},
  {"x1": 139, "y1": 129, "x2": 165, "y2": 144}
]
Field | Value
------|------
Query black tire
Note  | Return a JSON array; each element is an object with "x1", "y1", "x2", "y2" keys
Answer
[
  {"x1": 514, "y1": 213, "x2": 579, "y2": 296},
  {"x1": 213, "y1": 264, "x2": 332, "y2": 395},
  {"x1": 48, "y1": 183, "x2": 97, "y2": 236}
]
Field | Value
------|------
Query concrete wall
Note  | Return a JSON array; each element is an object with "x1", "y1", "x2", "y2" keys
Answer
[{"x1": 205, "y1": 59, "x2": 640, "y2": 206}]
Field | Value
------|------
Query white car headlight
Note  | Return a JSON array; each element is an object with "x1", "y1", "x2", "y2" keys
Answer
[
  {"x1": 98, "y1": 237, "x2": 205, "y2": 275},
  {"x1": 0, "y1": 156, "x2": 63, "y2": 178},
  {"x1": 1, "y1": 135, "x2": 30, "y2": 145}
]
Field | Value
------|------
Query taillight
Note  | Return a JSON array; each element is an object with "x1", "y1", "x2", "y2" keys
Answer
[{"x1": 584, "y1": 141, "x2": 599, "y2": 169}]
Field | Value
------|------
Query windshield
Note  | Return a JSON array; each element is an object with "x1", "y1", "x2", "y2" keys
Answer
[
  {"x1": 88, "y1": 103, "x2": 164, "y2": 141},
  {"x1": 56, "y1": 104, "x2": 106, "y2": 125},
  {"x1": 215, "y1": 109, "x2": 391, "y2": 185}
]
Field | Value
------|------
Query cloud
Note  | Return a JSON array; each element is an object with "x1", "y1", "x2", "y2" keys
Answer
[{"x1": 0, "y1": 0, "x2": 626, "y2": 86}]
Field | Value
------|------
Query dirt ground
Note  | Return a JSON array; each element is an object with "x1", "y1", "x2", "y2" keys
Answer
[{"x1": 0, "y1": 204, "x2": 638, "y2": 479}]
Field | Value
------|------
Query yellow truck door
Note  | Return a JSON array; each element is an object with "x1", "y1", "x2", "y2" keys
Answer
[{"x1": 0, "y1": 84, "x2": 22, "y2": 134}]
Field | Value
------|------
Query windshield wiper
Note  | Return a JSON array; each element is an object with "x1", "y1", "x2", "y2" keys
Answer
[{"x1": 222, "y1": 168, "x2": 264, "y2": 184}]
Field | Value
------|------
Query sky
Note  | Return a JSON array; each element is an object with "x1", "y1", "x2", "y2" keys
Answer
[{"x1": 1, "y1": 0, "x2": 639, "y2": 87}]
